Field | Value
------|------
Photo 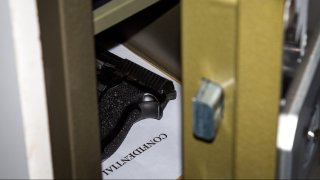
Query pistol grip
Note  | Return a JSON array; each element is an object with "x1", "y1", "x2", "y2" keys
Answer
[{"x1": 99, "y1": 82, "x2": 162, "y2": 161}]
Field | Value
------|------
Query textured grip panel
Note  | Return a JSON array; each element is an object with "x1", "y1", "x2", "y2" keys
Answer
[{"x1": 99, "y1": 82, "x2": 144, "y2": 160}]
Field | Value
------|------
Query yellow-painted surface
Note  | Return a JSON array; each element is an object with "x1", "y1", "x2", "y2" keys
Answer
[
  {"x1": 182, "y1": 0, "x2": 237, "y2": 178},
  {"x1": 182, "y1": 0, "x2": 283, "y2": 179},
  {"x1": 235, "y1": 0, "x2": 283, "y2": 178}
]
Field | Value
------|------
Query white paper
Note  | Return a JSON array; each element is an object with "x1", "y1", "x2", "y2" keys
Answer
[{"x1": 101, "y1": 45, "x2": 182, "y2": 179}]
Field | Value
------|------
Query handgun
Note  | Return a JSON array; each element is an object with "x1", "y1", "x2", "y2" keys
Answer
[{"x1": 96, "y1": 49, "x2": 176, "y2": 161}]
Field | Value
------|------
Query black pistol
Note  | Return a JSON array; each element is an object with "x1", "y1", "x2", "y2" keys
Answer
[{"x1": 96, "y1": 49, "x2": 176, "y2": 161}]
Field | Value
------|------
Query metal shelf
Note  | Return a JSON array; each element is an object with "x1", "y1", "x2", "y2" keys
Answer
[{"x1": 94, "y1": 0, "x2": 159, "y2": 35}]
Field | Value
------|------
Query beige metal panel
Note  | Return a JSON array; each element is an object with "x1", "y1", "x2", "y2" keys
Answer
[
  {"x1": 94, "y1": 0, "x2": 159, "y2": 34},
  {"x1": 8, "y1": 0, "x2": 54, "y2": 178},
  {"x1": 182, "y1": 0, "x2": 283, "y2": 179},
  {"x1": 182, "y1": 0, "x2": 237, "y2": 178},
  {"x1": 37, "y1": 0, "x2": 101, "y2": 178}
]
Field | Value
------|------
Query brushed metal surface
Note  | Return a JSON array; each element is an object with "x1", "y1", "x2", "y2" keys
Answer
[{"x1": 37, "y1": 0, "x2": 101, "y2": 178}]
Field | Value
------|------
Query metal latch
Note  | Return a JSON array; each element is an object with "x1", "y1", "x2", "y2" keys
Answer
[{"x1": 192, "y1": 79, "x2": 224, "y2": 142}]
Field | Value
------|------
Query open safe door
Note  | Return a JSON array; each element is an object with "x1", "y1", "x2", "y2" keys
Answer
[{"x1": 182, "y1": 0, "x2": 283, "y2": 179}]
